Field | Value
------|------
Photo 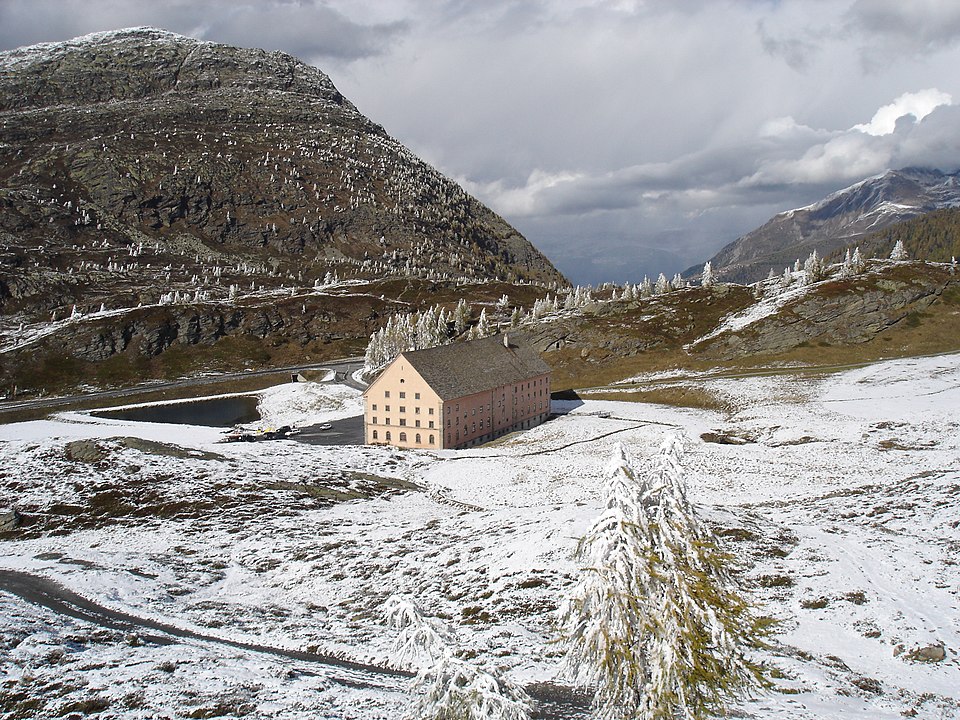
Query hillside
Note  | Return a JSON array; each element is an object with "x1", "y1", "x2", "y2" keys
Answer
[
  {"x1": 852, "y1": 207, "x2": 960, "y2": 264},
  {"x1": 699, "y1": 168, "x2": 960, "y2": 284},
  {"x1": 0, "y1": 28, "x2": 565, "y2": 383},
  {"x1": 518, "y1": 260, "x2": 960, "y2": 396}
]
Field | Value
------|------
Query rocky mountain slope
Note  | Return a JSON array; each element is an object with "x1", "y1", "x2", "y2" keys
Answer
[
  {"x1": 0, "y1": 28, "x2": 564, "y2": 318},
  {"x1": 700, "y1": 168, "x2": 960, "y2": 284}
]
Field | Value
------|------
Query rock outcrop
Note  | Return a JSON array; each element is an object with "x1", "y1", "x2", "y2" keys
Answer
[{"x1": 691, "y1": 264, "x2": 955, "y2": 359}]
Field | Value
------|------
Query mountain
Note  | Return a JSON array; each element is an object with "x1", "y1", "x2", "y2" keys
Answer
[
  {"x1": 0, "y1": 27, "x2": 565, "y2": 322},
  {"x1": 699, "y1": 168, "x2": 960, "y2": 283}
]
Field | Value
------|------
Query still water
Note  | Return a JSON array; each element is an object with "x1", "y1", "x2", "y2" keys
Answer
[{"x1": 93, "y1": 395, "x2": 260, "y2": 427}]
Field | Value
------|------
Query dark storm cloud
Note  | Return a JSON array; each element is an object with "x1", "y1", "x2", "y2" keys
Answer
[
  {"x1": 0, "y1": 0, "x2": 406, "y2": 60},
  {"x1": 845, "y1": 0, "x2": 960, "y2": 56}
]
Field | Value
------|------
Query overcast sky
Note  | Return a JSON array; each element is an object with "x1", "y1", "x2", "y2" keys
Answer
[{"x1": 3, "y1": 1, "x2": 960, "y2": 284}]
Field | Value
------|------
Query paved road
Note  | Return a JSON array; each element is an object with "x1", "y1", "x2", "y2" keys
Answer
[
  {"x1": 295, "y1": 414, "x2": 365, "y2": 445},
  {"x1": 0, "y1": 358, "x2": 364, "y2": 419},
  {"x1": 0, "y1": 569, "x2": 590, "y2": 717}
]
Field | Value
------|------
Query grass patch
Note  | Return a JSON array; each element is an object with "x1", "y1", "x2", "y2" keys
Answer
[{"x1": 580, "y1": 386, "x2": 730, "y2": 412}]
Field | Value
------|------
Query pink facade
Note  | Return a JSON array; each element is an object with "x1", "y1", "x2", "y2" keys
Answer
[
  {"x1": 363, "y1": 333, "x2": 552, "y2": 450},
  {"x1": 364, "y1": 361, "x2": 443, "y2": 449},
  {"x1": 440, "y1": 373, "x2": 551, "y2": 449}
]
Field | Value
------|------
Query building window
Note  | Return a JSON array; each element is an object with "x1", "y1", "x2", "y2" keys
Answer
[
  {"x1": 472, "y1": 423, "x2": 476, "y2": 432},
  {"x1": 400, "y1": 392, "x2": 406, "y2": 399},
  {"x1": 415, "y1": 433, "x2": 421, "y2": 443},
  {"x1": 428, "y1": 408, "x2": 434, "y2": 415},
  {"x1": 456, "y1": 404, "x2": 460, "y2": 412},
  {"x1": 372, "y1": 430, "x2": 378, "y2": 440},
  {"x1": 386, "y1": 431, "x2": 391, "y2": 441},
  {"x1": 372, "y1": 404, "x2": 377, "y2": 411},
  {"x1": 385, "y1": 418, "x2": 390, "y2": 425},
  {"x1": 415, "y1": 407, "x2": 420, "y2": 414},
  {"x1": 385, "y1": 405, "x2": 390, "y2": 412},
  {"x1": 429, "y1": 434, "x2": 435, "y2": 444},
  {"x1": 415, "y1": 420, "x2": 421, "y2": 428},
  {"x1": 385, "y1": 391, "x2": 390, "y2": 398},
  {"x1": 372, "y1": 417, "x2": 377, "y2": 424},
  {"x1": 400, "y1": 419, "x2": 406, "y2": 426},
  {"x1": 399, "y1": 406, "x2": 406, "y2": 413},
  {"x1": 428, "y1": 421, "x2": 434, "y2": 428},
  {"x1": 400, "y1": 378, "x2": 405, "y2": 383},
  {"x1": 399, "y1": 432, "x2": 407, "y2": 441},
  {"x1": 447, "y1": 418, "x2": 451, "y2": 427},
  {"x1": 415, "y1": 393, "x2": 420, "y2": 400}
]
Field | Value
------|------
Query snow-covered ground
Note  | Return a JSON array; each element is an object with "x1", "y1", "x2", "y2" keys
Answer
[{"x1": 1, "y1": 357, "x2": 958, "y2": 718}]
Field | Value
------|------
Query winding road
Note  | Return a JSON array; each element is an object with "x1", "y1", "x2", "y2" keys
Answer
[
  {"x1": 0, "y1": 569, "x2": 590, "y2": 718},
  {"x1": 0, "y1": 358, "x2": 364, "y2": 420}
]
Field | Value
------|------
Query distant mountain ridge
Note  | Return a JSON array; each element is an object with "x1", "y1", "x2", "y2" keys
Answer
[
  {"x1": 699, "y1": 167, "x2": 960, "y2": 283},
  {"x1": 0, "y1": 27, "x2": 565, "y2": 320}
]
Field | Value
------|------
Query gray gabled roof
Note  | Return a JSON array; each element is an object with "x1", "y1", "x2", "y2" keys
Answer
[{"x1": 400, "y1": 333, "x2": 550, "y2": 401}]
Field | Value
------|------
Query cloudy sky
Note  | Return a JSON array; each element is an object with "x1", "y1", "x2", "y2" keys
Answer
[{"x1": 3, "y1": 1, "x2": 960, "y2": 284}]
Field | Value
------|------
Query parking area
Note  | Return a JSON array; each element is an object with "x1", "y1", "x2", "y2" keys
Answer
[{"x1": 293, "y1": 415, "x2": 365, "y2": 446}]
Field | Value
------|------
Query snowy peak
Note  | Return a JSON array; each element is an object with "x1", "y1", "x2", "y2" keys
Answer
[
  {"x1": 0, "y1": 26, "x2": 347, "y2": 111},
  {"x1": 703, "y1": 167, "x2": 960, "y2": 284}
]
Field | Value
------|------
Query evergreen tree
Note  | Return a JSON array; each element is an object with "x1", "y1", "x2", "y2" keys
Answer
[
  {"x1": 838, "y1": 249, "x2": 853, "y2": 278},
  {"x1": 654, "y1": 273, "x2": 670, "y2": 295},
  {"x1": 385, "y1": 596, "x2": 532, "y2": 720},
  {"x1": 558, "y1": 440, "x2": 768, "y2": 720},
  {"x1": 890, "y1": 238, "x2": 908, "y2": 261},
  {"x1": 700, "y1": 262, "x2": 714, "y2": 288},
  {"x1": 453, "y1": 298, "x2": 471, "y2": 336},
  {"x1": 802, "y1": 249, "x2": 825, "y2": 284},
  {"x1": 851, "y1": 247, "x2": 865, "y2": 274},
  {"x1": 475, "y1": 308, "x2": 492, "y2": 338},
  {"x1": 641, "y1": 276, "x2": 653, "y2": 297}
]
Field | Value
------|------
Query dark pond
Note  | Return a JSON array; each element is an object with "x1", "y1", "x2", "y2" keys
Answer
[{"x1": 93, "y1": 395, "x2": 261, "y2": 427}]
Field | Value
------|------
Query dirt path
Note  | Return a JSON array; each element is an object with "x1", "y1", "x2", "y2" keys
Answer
[{"x1": 0, "y1": 569, "x2": 589, "y2": 718}]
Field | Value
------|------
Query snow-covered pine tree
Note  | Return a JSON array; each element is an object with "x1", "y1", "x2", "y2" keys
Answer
[
  {"x1": 654, "y1": 273, "x2": 670, "y2": 295},
  {"x1": 838, "y1": 249, "x2": 853, "y2": 278},
  {"x1": 851, "y1": 247, "x2": 865, "y2": 274},
  {"x1": 701, "y1": 261, "x2": 714, "y2": 288},
  {"x1": 890, "y1": 238, "x2": 908, "y2": 261},
  {"x1": 558, "y1": 440, "x2": 768, "y2": 720},
  {"x1": 641, "y1": 276, "x2": 653, "y2": 297},
  {"x1": 453, "y1": 298, "x2": 471, "y2": 336},
  {"x1": 475, "y1": 308, "x2": 492, "y2": 338},
  {"x1": 802, "y1": 249, "x2": 825, "y2": 284},
  {"x1": 385, "y1": 595, "x2": 532, "y2": 720}
]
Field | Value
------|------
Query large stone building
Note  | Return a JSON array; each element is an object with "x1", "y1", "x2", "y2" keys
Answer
[{"x1": 363, "y1": 333, "x2": 552, "y2": 450}]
